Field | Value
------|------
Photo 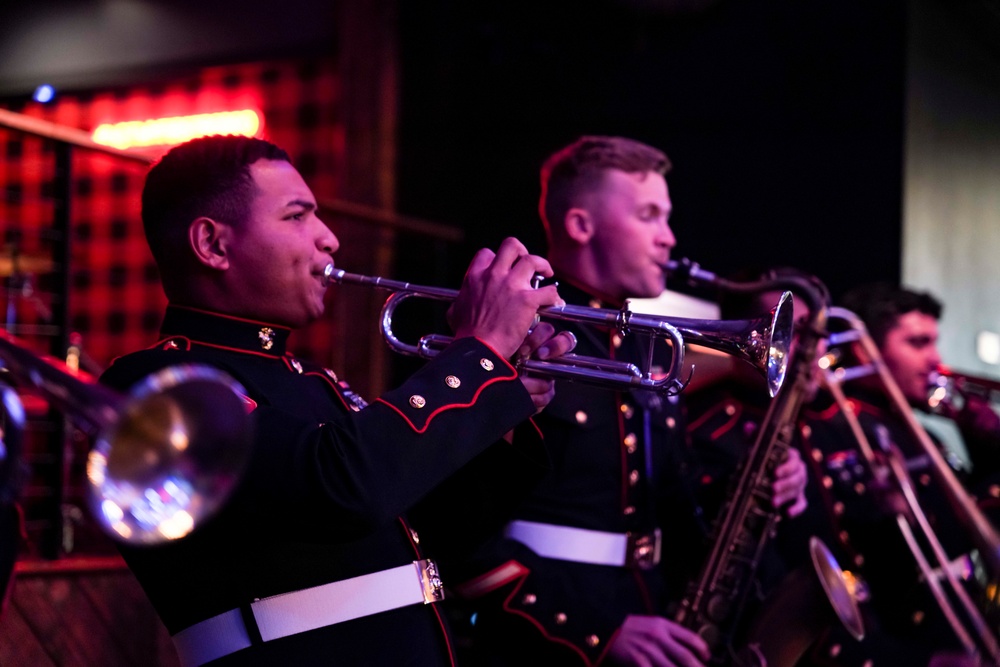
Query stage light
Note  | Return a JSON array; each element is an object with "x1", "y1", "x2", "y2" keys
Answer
[
  {"x1": 33, "y1": 84, "x2": 56, "y2": 104},
  {"x1": 91, "y1": 109, "x2": 262, "y2": 150}
]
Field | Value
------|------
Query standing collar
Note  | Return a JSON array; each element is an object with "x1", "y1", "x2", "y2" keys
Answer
[{"x1": 160, "y1": 304, "x2": 292, "y2": 357}]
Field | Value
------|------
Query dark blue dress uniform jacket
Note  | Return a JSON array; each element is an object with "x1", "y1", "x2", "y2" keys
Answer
[
  {"x1": 443, "y1": 283, "x2": 702, "y2": 666},
  {"x1": 99, "y1": 304, "x2": 546, "y2": 666}
]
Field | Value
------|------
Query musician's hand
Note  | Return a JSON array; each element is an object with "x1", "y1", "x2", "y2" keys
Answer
[
  {"x1": 607, "y1": 615, "x2": 709, "y2": 667},
  {"x1": 513, "y1": 322, "x2": 576, "y2": 413},
  {"x1": 449, "y1": 237, "x2": 563, "y2": 359},
  {"x1": 771, "y1": 447, "x2": 808, "y2": 518}
]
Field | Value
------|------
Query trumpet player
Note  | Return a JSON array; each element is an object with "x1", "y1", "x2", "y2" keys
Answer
[
  {"x1": 98, "y1": 134, "x2": 576, "y2": 666},
  {"x1": 444, "y1": 135, "x2": 809, "y2": 667}
]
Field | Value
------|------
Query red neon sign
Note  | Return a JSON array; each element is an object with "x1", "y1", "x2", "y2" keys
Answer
[{"x1": 91, "y1": 109, "x2": 262, "y2": 149}]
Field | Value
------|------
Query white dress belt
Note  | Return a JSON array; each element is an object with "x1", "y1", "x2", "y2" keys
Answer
[
  {"x1": 504, "y1": 520, "x2": 661, "y2": 568},
  {"x1": 171, "y1": 559, "x2": 444, "y2": 667}
]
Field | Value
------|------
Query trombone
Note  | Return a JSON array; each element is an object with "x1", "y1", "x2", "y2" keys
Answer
[
  {"x1": 0, "y1": 329, "x2": 253, "y2": 545},
  {"x1": 820, "y1": 306, "x2": 1000, "y2": 664},
  {"x1": 323, "y1": 263, "x2": 794, "y2": 398}
]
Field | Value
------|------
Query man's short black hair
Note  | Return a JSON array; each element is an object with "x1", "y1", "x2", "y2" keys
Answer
[
  {"x1": 539, "y1": 136, "x2": 671, "y2": 244},
  {"x1": 839, "y1": 283, "x2": 943, "y2": 348},
  {"x1": 141, "y1": 135, "x2": 290, "y2": 293}
]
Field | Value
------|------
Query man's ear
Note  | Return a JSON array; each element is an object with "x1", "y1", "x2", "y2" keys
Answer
[
  {"x1": 189, "y1": 217, "x2": 231, "y2": 270},
  {"x1": 563, "y1": 207, "x2": 595, "y2": 244}
]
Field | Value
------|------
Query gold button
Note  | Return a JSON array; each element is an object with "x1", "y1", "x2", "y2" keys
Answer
[
  {"x1": 854, "y1": 482, "x2": 865, "y2": 495},
  {"x1": 665, "y1": 416, "x2": 676, "y2": 429},
  {"x1": 919, "y1": 474, "x2": 931, "y2": 486},
  {"x1": 822, "y1": 476, "x2": 833, "y2": 489},
  {"x1": 912, "y1": 610, "x2": 924, "y2": 625},
  {"x1": 991, "y1": 485, "x2": 1000, "y2": 498},
  {"x1": 611, "y1": 334, "x2": 622, "y2": 349},
  {"x1": 523, "y1": 593, "x2": 536, "y2": 605},
  {"x1": 554, "y1": 612, "x2": 567, "y2": 625},
  {"x1": 445, "y1": 375, "x2": 461, "y2": 388},
  {"x1": 411, "y1": 529, "x2": 420, "y2": 544},
  {"x1": 620, "y1": 404, "x2": 634, "y2": 419},
  {"x1": 800, "y1": 424, "x2": 812, "y2": 438},
  {"x1": 480, "y1": 358, "x2": 495, "y2": 371},
  {"x1": 624, "y1": 505, "x2": 635, "y2": 515},
  {"x1": 854, "y1": 554, "x2": 865, "y2": 567},
  {"x1": 724, "y1": 403, "x2": 736, "y2": 416},
  {"x1": 839, "y1": 530, "x2": 850, "y2": 542},
  {"x1": 623, "y1": 433, "x2": 637, "y2": 448},
  {"x1": 811, "y1": 449, "x2": 823, "y2": 462},
  {"x1": 409, "y1": 395, "x2": 427, "y2": 409},
  {"x1": 291, "y1": 359, "x2": 303, "y2": 374},
  {"x1": 588, "y1": 299, "x2": 602, "y2": 309},
  {"x1": 829, "y1": 644, "x2": 842, "y2": 658},
  {"x1": 833, "y1": 501, "x2": 845, "y2": 516},
  {"x1": 586, "y1": 634, "x2": 600, "y2": 647},
  {"x1": 629, "y1": 470, "x2": 639, "y2": 486},
  {"x1": 575, "y1": 411, "x2": 588, "y2": 424},
  {"x1": 258, "y1": 326, "x2": 275, "y2": 351}
]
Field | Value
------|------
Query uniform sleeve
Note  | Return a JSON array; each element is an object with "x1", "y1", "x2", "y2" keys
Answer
[{"x1": 103, "y1": 337, "x2": 540, "y2": 540}]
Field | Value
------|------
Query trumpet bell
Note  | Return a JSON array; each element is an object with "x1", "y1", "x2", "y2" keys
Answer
[
  {"x1": 87, "y1": 365, "x2": 253, "y2": 544},
  {"x1": 669, "y1": 289, "x2": 794, "y2": 398},
  {"x1": 766, "y1": 291, "x2": 794, "y2": 397}
]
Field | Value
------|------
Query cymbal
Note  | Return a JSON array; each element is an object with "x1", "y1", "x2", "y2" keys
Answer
[{"x1": 0, "y1": 254, "x2": 55, "y2": 277}]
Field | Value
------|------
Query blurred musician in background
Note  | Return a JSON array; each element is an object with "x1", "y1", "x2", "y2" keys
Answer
[
  {"x1": 442, "y1": 135, "x2": 808, "y2": 667},
  {"x1": 98, "y1": 134, "x2": 575, "y2": 666},
  {"x1": 796, "y1": 283, "x2": 999, "y2": 667}
]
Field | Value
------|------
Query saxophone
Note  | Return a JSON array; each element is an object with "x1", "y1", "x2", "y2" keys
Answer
[{"x1": 668, "y1": 260, "x2": 863, "y2": 667}]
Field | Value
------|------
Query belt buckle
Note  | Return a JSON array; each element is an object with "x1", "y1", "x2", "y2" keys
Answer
[
  {"x1": 416, "y1": 559, "x2": 445, "y2": 604},
  {"x1": 627, "y1": 529, "x2": 662, "y2": 570}
]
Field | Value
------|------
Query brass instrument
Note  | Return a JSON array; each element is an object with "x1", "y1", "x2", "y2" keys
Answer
[
  {"x1": 821, "y1": 306, "x2": 1000, "y2": 665},
  {"x1": 0, "y1": 329, "x2": 253, "y2": 545},
  {"x1": 323, "y1": 263, "x2": 794, "y2": 397},
  {"x1": 668, "y1": 260, "x2": 864, "y2": 666},
  {"x1": 930, "y1": 365, "x2": 1000, "y2": 412}
]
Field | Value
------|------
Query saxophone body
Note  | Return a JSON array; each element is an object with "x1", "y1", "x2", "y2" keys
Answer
[{"x1": 668, "y1": 261, "x2": 863, "y2": 666}]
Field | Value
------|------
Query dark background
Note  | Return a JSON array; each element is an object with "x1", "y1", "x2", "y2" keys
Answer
[{"x1": 396, "y1": 0, "x2": 908, "y2": 300}]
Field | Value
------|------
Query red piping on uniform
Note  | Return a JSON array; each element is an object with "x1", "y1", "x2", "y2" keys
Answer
[
  {"x1": 169, "y1": 304, "x2": 292, "y2": 331},
  {"x1": 498, "y1": 566, "x2": 595, "y2": 665},
  {"x1": 472, "y1": 337, "x2": 519, "y2": 374},
  {"x1": 374, "y1": 374, "x2": 518, "y2": 434},
  {"x1": 454, "y1": 560, "x2": 529, "y2": 598},
  {"x1": 306, "y1": 370, "x2": 353, "y2": 412},
  {"x1": 710, "y1": 404, "x2": 741, "y2": 441},
  {"x1": 527, "y1": 417, "x2": 543, "y2": 441},
  {"x1": 174, "y1": 339, "x2": 286, "y2": 359},
  {"x1": 398, "y1": 518, "x2": 456, "y2": 667},
  {"x1": 685, "y1": 401, "x2": 723, "y2": 433},
  {"x1": 806, "y1": 401, "x2": 844, "y2": 421}
]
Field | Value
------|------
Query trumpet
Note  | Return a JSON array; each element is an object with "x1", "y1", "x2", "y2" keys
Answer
[
  {"x1": 0, "y1": 329, "x2": 253, "y2": 545},
  {"x1": 822, "y1": 307, "x2": 1000, "y2": 664},
  {"x1": 323, "y1": 264, "x2": 794, "y2": 397}
]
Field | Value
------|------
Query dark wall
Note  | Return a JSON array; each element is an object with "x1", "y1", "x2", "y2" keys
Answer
[
  {"x1": 397, "y1": 0, "x2": 908, "y2": 300},
  {"x1": 0, "y1": 0, "x2": 337, "y2": 96}
]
